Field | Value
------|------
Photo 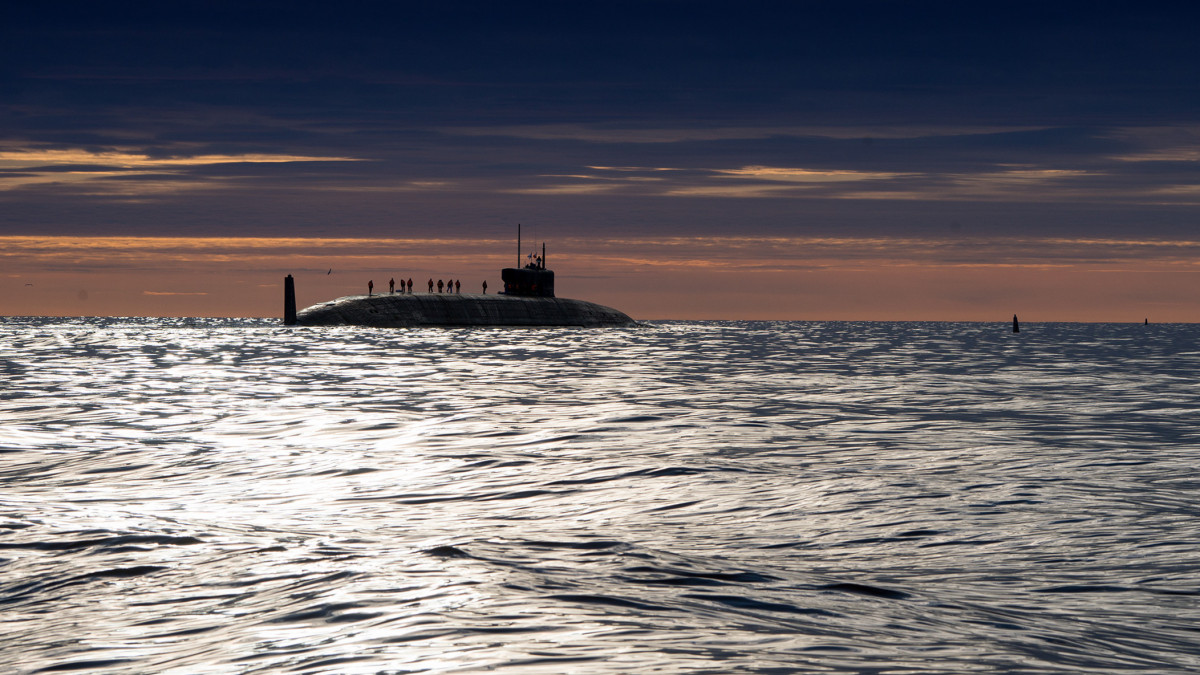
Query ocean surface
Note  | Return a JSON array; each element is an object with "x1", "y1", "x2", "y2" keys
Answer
[{"x1": 2, "y1": 317, "x2": 1199, "y2": 674}]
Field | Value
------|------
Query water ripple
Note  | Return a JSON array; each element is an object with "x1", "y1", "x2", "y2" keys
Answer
[{"x1": 2, "y1": 318, "x2": 1199, "y2": 673}]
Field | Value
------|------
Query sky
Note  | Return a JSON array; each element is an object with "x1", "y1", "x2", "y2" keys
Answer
[{"x1": 3, "y1": 1, "x2": 1200, "y2": 320}]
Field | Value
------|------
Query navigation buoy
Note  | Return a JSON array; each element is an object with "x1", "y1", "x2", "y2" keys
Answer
[{"x1": 1013, "y1": 314, "x2": 1020, "y2": 333}]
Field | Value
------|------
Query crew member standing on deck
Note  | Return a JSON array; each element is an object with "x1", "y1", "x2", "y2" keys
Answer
[
  {"x1": 482, "y1": 280, "x2": 487, "y2": 294},
  {"x1": 368, "y1": 280, "x2": 373, "y2": 296},
  {"x1": 407, "y1": 278, "x2": 413, "y2": 294},
  {"x1": 427, "y1": 278, "x2": 433, "y2": 293},
  {"x1": 389, "y1": 278, "x2": 395, "y2": 294},
  {"x1": 455, "y1": 280, "x2": 460, "y2": 293},
  {"x1": 437, "y1": 279, "x2": 444, "y2": 293}
]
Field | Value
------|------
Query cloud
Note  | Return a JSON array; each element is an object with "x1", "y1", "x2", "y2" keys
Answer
[
  {"x1": 1106, "y1": 126, "x2": 1200, "y2": 162},
  {"x1": 525, "y1": 164, "x2": 1110, "y2": 202},
  {"x1": 1113, "y1": 149, "x2": 1200, "y2": 162},
  {"x1": 505, "y1": 184, "x2": 622, "y2": 195},
  {"x1": 0, "y1": 147, "x2": 369, "y2": 194},
  {"x1": 0, "y1": 236, "x2": 517, "y2": 273},
  {"x1": 713, "y1": 166, "x2": 911, "y2": 183},
  {"x1": 585, "y1": 166, "x2": 682, "y2": 172},
  {"x1": 0, "y1": 148, "x2": 364, "y2": 169},
  {"x1": 569, "y1": 235, "x2": 1200, "y2": 270},
  {"x1": 662, "y1": 184, "x2": 822, "y2": 198},
  {"x1": 438, "y1": 124, "x2": 1050, "y2": 144},
  {"x1": 5, "y1": 235, "x2": 1198, "y2": 279}
]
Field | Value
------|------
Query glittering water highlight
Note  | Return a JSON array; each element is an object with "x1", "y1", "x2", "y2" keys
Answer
[{"x1": 2, "y1": 317, "x2": 1199, "y2": 673}]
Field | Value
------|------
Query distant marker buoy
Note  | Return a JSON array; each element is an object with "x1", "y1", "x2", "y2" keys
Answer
[
  {"x1": 284, "y1": 274, "x2": 297, "y2": 325},
  {"x1": 1145, "y1": 318, "x2": 1149, "y2": 325},
  {"x1": 1013, "y1": 314, "x2": 1020, "y2": 333}
]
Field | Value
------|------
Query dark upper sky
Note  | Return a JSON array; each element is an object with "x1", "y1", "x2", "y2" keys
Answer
[{"x1": 4, "y1": 1, "x2": 1200, "y2": 241}]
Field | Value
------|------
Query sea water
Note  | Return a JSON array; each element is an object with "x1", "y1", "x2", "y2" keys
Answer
[{"x1": 2, "y1": 317, "x2": 1198, "y2": 674}]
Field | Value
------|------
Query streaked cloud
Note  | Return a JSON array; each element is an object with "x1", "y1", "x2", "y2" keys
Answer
[
  {"x1": 438, "y1": 124, "x2": 1048, "y2": 144},
  {"x1": 6, "y1": 235, "x2": 1198, "y2": 275},
  {"x1": 713, "y1": 166, "x2": 911, "y2": 183},
  {"x1": 0, "y1": 147, "x2": 368, "y2": 195},
  {"x1": 518, "y1": 164, "x2": 1108, "y2": 202},
  {"x1": 0, "y1": 148, "x2": 364, "y2": 169},
  {"x1": 585, "y1": 166, "x2": 682, "y2": 173},
  {"x1": 505, "y1": 184, "x2": 623, "y2": 195},
  {"x1": 1106, "y1": 126, "x2": 1200, "y2": 162},
  {"x1": 1113, "y1": 149, "x2": 1200, "y2": 162},
  {"x1": 0, "y1": 124, "x2": 1187, "y2": 208},
  {"x1": 662, "y1": 184, "x2": 818, "y2": 198}
]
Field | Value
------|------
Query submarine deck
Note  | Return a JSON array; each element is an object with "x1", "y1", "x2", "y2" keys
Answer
[{"x1": 294, "y1": 293, "x2": 635, "y2": 328}]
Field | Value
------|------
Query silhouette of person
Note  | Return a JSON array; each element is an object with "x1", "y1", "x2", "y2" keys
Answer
[
  {"x1": 437, "y1": 279, "x2": 444, "y2": 293},
  {"x1": 482, "y1": 280, "x2": 487, "y2": 294},
  {"x1": 407, "y1": 278, "x2": 413, "y2": 294},
  {"x1": 368, "y1": 280, "x2": 374, "y2": 296},
  {"x1": 427, "y1": 278, "x2": 433, "y2": 293},
  {"x1": 389, "y1": 278, "x2": 395, "y2": 294},
  {"x1": 455, "y1": 280, "x2": 460, "y2": 293}
]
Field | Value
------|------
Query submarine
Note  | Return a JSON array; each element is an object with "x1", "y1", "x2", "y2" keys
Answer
[{"x1": 284, "y1": 234, "x2": 635, "y2": 328}]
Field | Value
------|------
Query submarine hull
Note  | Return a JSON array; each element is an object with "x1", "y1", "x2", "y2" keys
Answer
[{"x1": 295, "y1": 293, "x2": 635, "y2": 328}]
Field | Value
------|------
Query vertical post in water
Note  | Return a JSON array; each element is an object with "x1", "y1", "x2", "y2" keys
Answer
[
  {"x1": 284, "y1": 274, "x2": 297, "y2": 325},
  {"x1": 1012, "y1": 314, "x2": 1019, "y2": 333}
]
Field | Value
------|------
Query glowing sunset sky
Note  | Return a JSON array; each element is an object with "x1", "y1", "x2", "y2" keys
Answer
[{"x1": 4, "y1": 2, "x2": 1200, "y2": 320}]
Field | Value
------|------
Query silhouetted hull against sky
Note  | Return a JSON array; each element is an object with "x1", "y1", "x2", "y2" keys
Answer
[{"x1": 295, "y1": 293, "x2": 635, "y2": 328}]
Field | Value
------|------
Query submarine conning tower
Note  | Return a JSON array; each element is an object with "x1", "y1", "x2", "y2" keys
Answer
[{"x1": 502, "y1": 239, "x2": 554, "y2": 297}]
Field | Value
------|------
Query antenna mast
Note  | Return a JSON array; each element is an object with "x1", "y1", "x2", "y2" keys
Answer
[{"x1": 517, "y1": 223, "x2": 521, "y2": 268}]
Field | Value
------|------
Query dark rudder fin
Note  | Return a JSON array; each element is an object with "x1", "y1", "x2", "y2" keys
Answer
[{"x1": 284, "y1": 275, "x2": 297, "y2": 325}]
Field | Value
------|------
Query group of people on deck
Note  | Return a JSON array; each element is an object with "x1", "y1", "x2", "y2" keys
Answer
[
  {"x1": 431, "y1": 279, "x2": 461, "y2": 294},
  {"x1": 367, "y1": 278, "x2": 488, "y2": 295}
]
